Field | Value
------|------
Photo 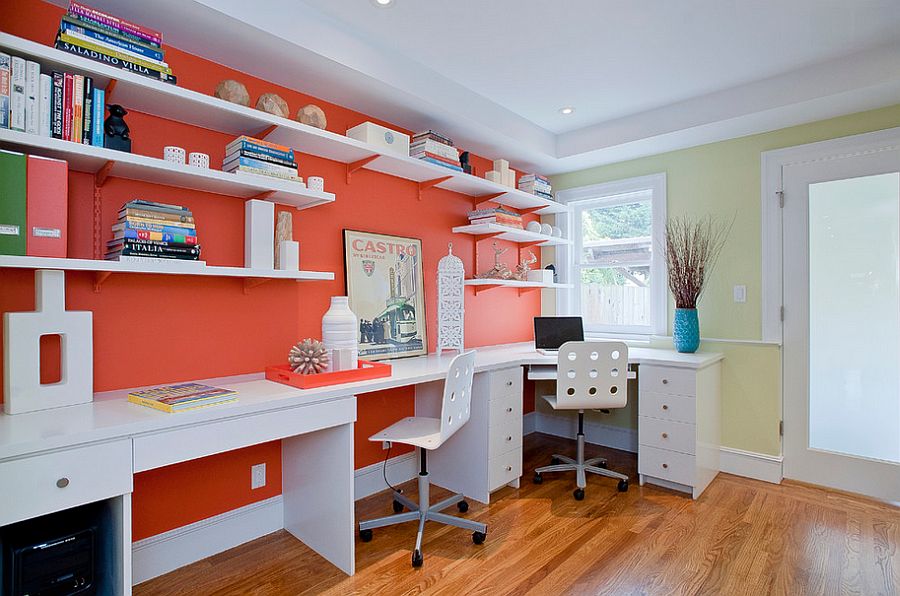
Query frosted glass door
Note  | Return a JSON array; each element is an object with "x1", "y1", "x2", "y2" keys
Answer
[
  {"x1": 808, "y1": 173, "x2": 899, "y2": 463},
  {"x1": 782, "y1": 143, "x2": 900, "y2": 502}
]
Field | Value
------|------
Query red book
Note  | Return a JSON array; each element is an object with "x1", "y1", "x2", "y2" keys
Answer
[
  {"x1": 26, "y1": 155, "x2": 68, "y2": 257},
  {"x1": 421, "y1": 151, "x2": 460, "y2": 166},
  {"x1": 69, "y1": 1, "x2": 163, "y2": 44},
  {"x1": 62, "y1": 73, "x2": 73, "y2": 142}
]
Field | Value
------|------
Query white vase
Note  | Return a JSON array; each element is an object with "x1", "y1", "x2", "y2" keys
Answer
[{"x1": 322, "y1": 296, "x2": 358, "y2": 371}]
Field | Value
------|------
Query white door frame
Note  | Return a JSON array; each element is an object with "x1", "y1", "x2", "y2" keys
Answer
[{"x1": 762, "y1": 127, "x2": 900, "y2": 500}]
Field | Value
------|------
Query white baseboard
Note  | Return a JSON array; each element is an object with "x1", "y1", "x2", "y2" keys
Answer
[
  {"x1": 523, "y1": 411, "x2": 537, "y2": 435},
  {"x1": 132, "y1": 495, "x2": 283, "y2": 585},
  {"x1": 719, "y1": 446, "x2": 783, "y2": 484},
  {"x1": 354, "y1": 451, "x2": 418, "y2": 500},
  {"x1": 534, "y1": 411, "x2": 638, "y2": 453}
]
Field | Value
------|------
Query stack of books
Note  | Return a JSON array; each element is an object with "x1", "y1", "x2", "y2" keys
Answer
[
  {"x1": 410, "y1": 130, "x2": 461, "y2": 172},
  {"x1": 467, "y1": 207, "x2": 524, "y2": 229},
  {"x1": 518, "y1": 174, "x2": 552, "y2": 200},
  {"x1": 128, "y1": 383, "x2": 237, "y2": 413},
  {"x1": 54, "y1": 2, "x2": 176, "y2": 85},
  {"x1": 105, "y1": 199, "x2": 202, "y2": 262},
  {"x1": 1, "y1": 52, "x2": 105, "y2": 145},
  {"x1": 224, "y1": 136, "x2": 300, "y2": 182}
]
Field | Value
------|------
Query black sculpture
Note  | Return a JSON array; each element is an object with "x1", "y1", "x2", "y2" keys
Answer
[
  {"x1": 459, "y1": 151, "x2": 472, "y2": 174},
  {"x1": 104, "y1": 104, "x2": 132, "y2": 153}
]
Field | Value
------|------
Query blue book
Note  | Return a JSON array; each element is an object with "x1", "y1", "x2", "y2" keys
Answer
[
  {"x1": 223, "y1": 155, "x2": 298, "y2": 176},
  {"x1": 419, "y1": 156, "x2": 463, "y2": 172},
  {"x1": 91, "y1": 87, "x2": 104, "y2": 146},
  {"x1": 225, "y1": 137, "x2": 294, "y2": 162},
  {"x1": 60, "y1": 20, "x2": 165, "y2": 62}
]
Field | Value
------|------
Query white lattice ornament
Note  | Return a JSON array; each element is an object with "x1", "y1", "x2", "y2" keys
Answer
[{"x1": 437, "y1": 243, "x2": 465, "y2": 353}]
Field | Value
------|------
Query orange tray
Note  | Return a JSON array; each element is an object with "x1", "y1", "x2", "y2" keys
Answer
[{"x1": 265, "y1": 361, "x2": 392, "y2": 389}]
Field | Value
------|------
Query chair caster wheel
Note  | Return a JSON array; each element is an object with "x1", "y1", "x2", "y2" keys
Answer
[
  {"x1": 598, "y1": 460, "x2": 608, "y2": 469},
  {"x1": 411, "y1": 549, "x2": 423, "y2": 567},
  {"x1": 457, "y1": 500, "x2": 469, "y2": 513},
  {"x1": 392, "y1": 500, "x2": 404, "y2": 513},
  {"x1": 359, "y1": 528, "x2": 373, "y2": 542},
  {"x1": 551, "y1": 457, "x2": 561, "y2": 465},
  {"x1": 618, "y1": 479, "x2": 629, "y2": 492},
  {"x1": 573, "y1": 488, "x2": 585, "y2": 500},
  {"x1": 472, "y1": 531, "x2": 486, "y2": 545},
  {"x1": 533, "y1": 473, "x2": 543, "y2": 484}
]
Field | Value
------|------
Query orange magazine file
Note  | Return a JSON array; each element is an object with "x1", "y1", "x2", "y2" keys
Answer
[{"x1": 26, "y1": 154, "x2": 68, "y2": 257}]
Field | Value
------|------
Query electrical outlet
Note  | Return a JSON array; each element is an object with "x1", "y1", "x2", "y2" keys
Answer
[
  {"x1": 382, "y1": 441, "x2": 392, "y2": 450},
  {"x1": 251, "y1": 463, "x2": 266, "y2": 490},
  {"x1": 733, "y1": 285, "x2": 747, "y2": 303}
]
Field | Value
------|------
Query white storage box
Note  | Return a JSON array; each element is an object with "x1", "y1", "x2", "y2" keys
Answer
[
  {"x1": 346, "y1": 122, "x2": 410, "y2": 156},
  {"x1": 527, "y1": 269, "x2": 554, "y2": 284}
]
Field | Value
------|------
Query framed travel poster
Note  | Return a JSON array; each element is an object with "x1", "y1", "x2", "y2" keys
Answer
[{"x1": 343, "y1": 230, "x2": 427, "y2": 360}]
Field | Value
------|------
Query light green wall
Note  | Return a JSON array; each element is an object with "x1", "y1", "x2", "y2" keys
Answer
[{"x1": 547, "y1": 103, "x2": 900, "y2": 456}]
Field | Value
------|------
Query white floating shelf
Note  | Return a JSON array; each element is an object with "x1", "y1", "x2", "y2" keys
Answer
[
  {"x1": 0, "y1": 255, "x2": 334, "y2": 292},
  {"x1": 464, "y1": 278, "x2": 573, "y2": 293},
  {"x1": 0, "y1": 129, "x2": 335, "y2": 210},
  {"x1": 0, "y1": 32, "x2": 567, "y2": 215},
  {"x1": 452, "y1": 223, "x2": 571, "y2": 246}
]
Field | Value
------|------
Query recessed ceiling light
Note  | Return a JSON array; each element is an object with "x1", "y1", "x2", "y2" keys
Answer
[
  {"x1": 371, "y1": 0, "x2": 394, "y2": 6},
  {"x1": 559, "y1": 107, "x2": 575, "y2": 115}
]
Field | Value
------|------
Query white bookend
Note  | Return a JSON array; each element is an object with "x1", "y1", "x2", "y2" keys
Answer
[
  {"x1": 244, "y1": 199, "x2": 274, "y2": 269},
  {"x1": 24, "y1": 60, "x2": 39, "y2": 135},
  {"x1": 9, "y1": 56, "x2": 25, "y2": 132},
  {"x1": 277, "y1": 240, "x2": 299, "y2": 271},
  {"x1": 39, "y1": 74, "x2": 52, "y2": 137}
]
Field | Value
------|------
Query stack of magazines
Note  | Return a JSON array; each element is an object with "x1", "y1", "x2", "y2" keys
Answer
[{"x1": 128, "y1": 383, "x2": 237, "y2": 413}]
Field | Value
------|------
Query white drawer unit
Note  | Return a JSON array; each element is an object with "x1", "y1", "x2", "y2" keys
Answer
[
  {"x1": 0, "y1": 439, "x2": 133, "y2": 527},
  {"x1": 638, "y1": 361, "x2": 722, "y2": 499}
]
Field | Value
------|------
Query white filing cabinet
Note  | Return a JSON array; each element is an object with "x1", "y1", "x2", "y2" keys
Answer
[
  {"x1": 637, "y1": 362, "x2": 722, "y2": 498},
  {"x1": 424, "y1": 366, "x2": 523, "y2": 504}
]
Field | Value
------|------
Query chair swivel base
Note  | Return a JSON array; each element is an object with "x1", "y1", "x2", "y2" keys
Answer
[
  {"x1": 358, "y1": 465, "x2": 487, "y2": 567},
  {"x1": 533, "y1": 430, "x2": 629, "y2": 500}
]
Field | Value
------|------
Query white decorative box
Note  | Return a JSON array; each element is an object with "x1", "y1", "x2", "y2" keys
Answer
[
  {"x1": 527, "y1": 269, "x2": 553, "y2": 284},
  {"x1": 346, "y1": 122, "x2": 410, "y2": 156}
]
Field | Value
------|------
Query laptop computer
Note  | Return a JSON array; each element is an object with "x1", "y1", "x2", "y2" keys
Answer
[{"x1": 533, "y1": 316, "x2": 584, "y2": 355}]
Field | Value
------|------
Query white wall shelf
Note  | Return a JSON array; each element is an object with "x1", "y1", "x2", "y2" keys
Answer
[
  {"x1": 0, "y1": 130, "x2": 335, "y2": 210},
  {"x1": 0, "y1": 32, "x2": 567, "y2": 215},
  {"x1": 0, "y1": 255, "x2": 334, "y2": 293},
  {"x1": 464, "y1": 278, "x2": 572, "y2": 295},
  {"x1": 452, "y1": 223, "x2": 570, "y2": 246}
]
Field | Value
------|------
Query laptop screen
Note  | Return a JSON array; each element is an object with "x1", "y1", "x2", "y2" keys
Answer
[{"x1": 533, "y1": 316, "x2": 584, "y2": 350}]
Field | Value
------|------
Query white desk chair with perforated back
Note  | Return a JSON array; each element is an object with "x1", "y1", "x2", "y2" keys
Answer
[
  {"x1": 357, "y1": 351, "x2": 487, "y2": 568},
  {"x1": 533, "y1": 341, "x2": 634, "y2": 500}
]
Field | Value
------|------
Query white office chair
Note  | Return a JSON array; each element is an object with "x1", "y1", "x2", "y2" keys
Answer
[
  {"x1": 358, "y1": 351, "x2": 487, "y2": 567},
  {"x1": 533, "y1": 341, "x2": 632, "y2": 500}
]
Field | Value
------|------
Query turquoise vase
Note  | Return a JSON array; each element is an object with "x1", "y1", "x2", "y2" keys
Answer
[{"x1": 673, "y1": 308, "x2": 700, "y2": 353}]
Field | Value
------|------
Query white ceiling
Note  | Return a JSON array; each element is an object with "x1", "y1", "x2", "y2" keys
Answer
[{"x1": 62, "y1": 0, "x2": 900, "y2": 174}]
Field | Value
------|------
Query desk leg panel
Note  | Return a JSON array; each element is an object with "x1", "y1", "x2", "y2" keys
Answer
[{"x1": 282, "y1": 421, "x2": 355, "y2": 576}]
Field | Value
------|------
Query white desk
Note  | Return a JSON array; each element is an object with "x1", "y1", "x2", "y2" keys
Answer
[{"x1": 0, "y1": 342, "x2": 721, "y2": 591}]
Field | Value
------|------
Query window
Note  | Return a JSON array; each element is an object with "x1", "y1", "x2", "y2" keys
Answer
[{"x1": 558, "y1": 174, "x2": 666, "y2": 336}]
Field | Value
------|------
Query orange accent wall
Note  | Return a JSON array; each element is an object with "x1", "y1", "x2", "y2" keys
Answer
[{"x1": 0, "y1": 0, "x2": 541, "y2": 541}]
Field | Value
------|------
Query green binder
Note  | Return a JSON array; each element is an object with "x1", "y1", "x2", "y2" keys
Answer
[{"x1": 0, "y1": 150, "x2": 26, "y2": 256}]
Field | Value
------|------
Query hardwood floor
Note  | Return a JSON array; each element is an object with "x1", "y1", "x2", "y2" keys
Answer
[{"x1": 135, "y1": 433, "x2": 899, "y2": 595}]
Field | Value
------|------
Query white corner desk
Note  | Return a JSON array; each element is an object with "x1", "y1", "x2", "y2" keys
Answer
[{"x1": 0, "y1": 342, "x2": 721, "y2": 591}]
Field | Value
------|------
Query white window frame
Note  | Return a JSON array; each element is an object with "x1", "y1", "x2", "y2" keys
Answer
[{"x1": 556, "y1": 173, "x2": 667, "y2": 337}]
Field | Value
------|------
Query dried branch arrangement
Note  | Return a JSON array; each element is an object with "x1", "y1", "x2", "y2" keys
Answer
[{"x1": 665, "y1": 215, "x2": 732, "y2": 309}]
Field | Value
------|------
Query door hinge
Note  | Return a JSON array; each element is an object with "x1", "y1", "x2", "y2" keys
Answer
[
  {"x1": 776, "y1": 190, "x2": 784, "y2": 208},
  {"x1": 779, "y1": 420, "x2": 784, "y2": 436},
  {"x1": 780, "y1": 305, "x2": 785, "y2": 321}
]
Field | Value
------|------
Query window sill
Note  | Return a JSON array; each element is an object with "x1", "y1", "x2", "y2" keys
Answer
[{"x1": 584, "y1": 331, "x2": 653, "y2": 345}]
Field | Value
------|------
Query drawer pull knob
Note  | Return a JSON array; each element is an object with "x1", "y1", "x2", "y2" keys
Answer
[
  {"x1": 506, "y1": 407, "x2": 513, "y2": 413},
  {"x1": 506, "y1": 466, "x2": 512, "y2": 471},
  {"x1": 662, "y1": 379, "x2": 669, "y2": 385},
  {"x1": 56, "y1": 477, "x2": 70, "y2": 488},
  {"x1": 662, "y1": 404, "x2": 669, "y2": 410},
  {"x1": 662, "y1": 463, "x2": 668, "y2": 469},
  {"x1": 662, "y1": 432, "x2": 669, "y2": 439},
  {"x1": 506, "y1": 380, "x2": 513, "y2": 387},
  {"x1": 506, "y1": 436, "x2": 513, "y2": 441}
]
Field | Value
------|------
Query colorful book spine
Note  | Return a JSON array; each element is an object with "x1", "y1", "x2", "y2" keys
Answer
[
  {"x1": 127, "y1": 199, "x2": 190, "y2": 212},
  {"x1": 69, "y1": 1, "x2": 163, "y2": 45},
  {"x1": 119, "y1": 207, "x2": 194, "y2": 224},
  {"x1": 91, "y1": 86, "x2": 104, "y2": 146},
  {"x1": 81, "y1": 76, "x2": 93, "y2": 144},
  {"x1": 225, "y1": 137, "x2": 294, "y2": 162},
  {"x1": 419, "y1": 156, "x2": 463, "y2": 172},
  {"x1": 409, "y1": 140, "x2": 459, "y2": 160},
  {"x1": 61, "y1": 14, "x2": 161, "y2": 49},
  {"x1": 223, "y1": 156, "x2": 299, "y2": 178},
  {"x1": 50, "y1": 72, "x2": 64, "y2": 139},
  {"x1": 413, "y1": 152, "x2": 460, "y2": 167},
  {"x1": 230, "y1": 165, "x2": 301, "y2": 181},
  {"x1": 39, "y1": 74, "x2": 51, "y2": 137},
  {"x1": 224, "y1": 148, "x2": 296, "y2": 168},
  {"x1": 9, "y1": 56, "x2": 26, "y2": 132},
  {"x1": 115, "y1": 242, "x2": 200, "y2": 257},
  {"x1": 26, "y1": 155, "x2": 68, "y2": 258},
  {"x1": 54, "y1": 40, "x2": 177, "y2": 85},
  {"x1": 62, "y1": 73, "x2": 74, "y2": 141},
  {"x1": 72, "y1": 74, "x2": 84, "y2": 143},
  {"x1": 117, "y1": 228, "x2": 198, "y2": 244},
  {"x1": 58, "y1": 33, "x2": 172, "y2": 74},
  {"x1": 59, "y1": 20, "x2": 165, "y2": 62},
  {"x1": 122, "y1": 215, "x2": 195, "y2": 229},
  {"x1": 24, "y1": 60, "x2": 40, "y2": 135},
  {"x1": 107, "y1": 237, "x2": 196, "y2": 250},
  {"x1": 0, "y1": 150, "x2": 27, "y2": 256},
  {"x1": 113, "y1": 220, "x2": 196, "y2": 235},
  {"x1": 0, "y1": 53, "x2": 10, "y2": 129}
]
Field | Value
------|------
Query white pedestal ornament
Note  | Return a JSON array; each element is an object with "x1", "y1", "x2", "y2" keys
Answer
[
  {"x1": 322, "y1": 296, "x2": 358, "y2": 372},
  {"x1": 244, "y1": 199, "x2": 274, "y2": 269},
  {"x1": 437, "y1": 243, "x2": 465, "y2": 353},
  {"x1": 3, "y1": 270, "x2": 93, "y2": 415}
]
